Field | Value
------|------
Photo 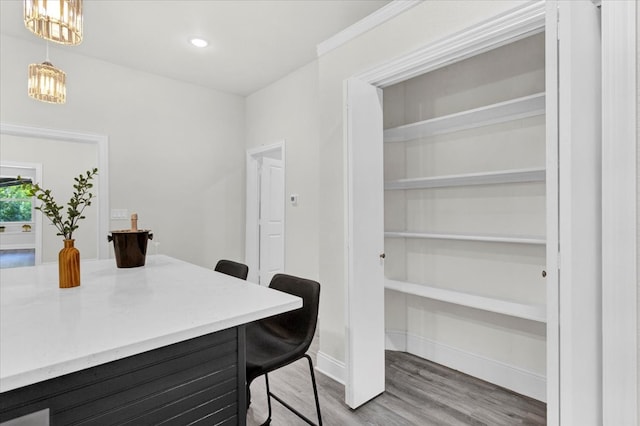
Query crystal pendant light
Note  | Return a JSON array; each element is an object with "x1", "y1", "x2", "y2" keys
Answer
[
  {"x1": 24, "y1": 0, "x2": 83, "y2": 45},
  {"x1": 28, "y1": 44, "x2": 66, "y2": 104}
]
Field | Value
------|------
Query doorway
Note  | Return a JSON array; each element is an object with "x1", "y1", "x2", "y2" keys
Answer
[
  {"x1": 245, "y1": 142, "x2": 285, "y2": 285},
  {"x1": 0, "y1": 123, "x2": 110, "y2": 261},
  {"x1": 344, "y1": 2, "x2": 603, "y2": 425},
  {"x1": 0, "y1": 162, "x2": 42, "y2": 267}
]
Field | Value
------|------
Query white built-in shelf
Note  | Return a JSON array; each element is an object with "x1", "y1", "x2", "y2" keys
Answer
[
  {"x1": 384, "y1": 231, "x2": 545, "y2": 245},
  {"x1": 384, "y1": 92, "x2": 545, "y2": 143},
  {"x1": 385, "y1": 279, "x2": 546, "y2": 323},
  {"x1": 384, "y1": 167, "x2": 545, "y2": 190}
]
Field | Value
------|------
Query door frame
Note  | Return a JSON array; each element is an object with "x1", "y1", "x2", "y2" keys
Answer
[
  {"x1": 601, "y1": 1, "x2": 638, "y2": 424},
  {"x1": 346, "y1": 1, "x2": 636, "y2": 423},
  {"x1": 0, "y1": 123, "x2": 110, "y2": 260},
  {"x1": 556, "y1": 2, "x2": 603, "y2": 423},
  {"x1": 245, "y1": 141, "x2": 285, "y2": 285},
  {"x1": 344, "y1": 0, "x2": 635, "y2": 423},
  {"x1": 346, "y1": 0, "x2": 555, "y2": 416}
]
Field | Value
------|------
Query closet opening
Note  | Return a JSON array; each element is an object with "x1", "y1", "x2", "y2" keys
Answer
[
  {"x1": 382, "y1": 32, "x2": 547, "y2": 402},
  {"x1": 346, "y1": 1, "x2": 604, "y2": 424}
]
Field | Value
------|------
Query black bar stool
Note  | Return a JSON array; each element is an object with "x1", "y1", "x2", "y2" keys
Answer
[
  {"x1": 245, "y1": 273, "x2": 322, "y2": 426},
  {"x1": 214, "y1": 259, "x2": 249, "y2": 280}
]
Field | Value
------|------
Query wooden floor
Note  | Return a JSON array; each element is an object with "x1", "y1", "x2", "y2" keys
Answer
[
  {"x1": 0, "y1": 249, "x2": 35, "y2": 269},
  {"x1": 246, "y1": 344, "x2": 546, "y2": 426}
]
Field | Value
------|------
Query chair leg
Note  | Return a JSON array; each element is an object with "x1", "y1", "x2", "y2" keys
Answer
[
  {"x1": 263, "y1": 355, "x2": 323, "y2": 426},
  {"x1": 304, "y1": 354, "x2": 323, "y2": 426},
  {"x1": 246, "y1": 384, "x2": 251, "y2": 409},
  {"x1": 259, "y1": 373, "x2": 272, "y2": 426}
]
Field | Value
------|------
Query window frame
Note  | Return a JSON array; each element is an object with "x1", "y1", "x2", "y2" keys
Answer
[{"x1": 0, "y1": 180, "x2": 35, "y2": 225}]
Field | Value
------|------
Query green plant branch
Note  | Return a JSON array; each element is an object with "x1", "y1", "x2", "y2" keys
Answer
[{"x1": 19, "y1": 168, "x2": 98, "y2": 240}]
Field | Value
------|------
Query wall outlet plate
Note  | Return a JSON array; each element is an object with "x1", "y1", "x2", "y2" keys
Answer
[{"x1": 110, "y1": 209, "x2": 129, "y2": 219}]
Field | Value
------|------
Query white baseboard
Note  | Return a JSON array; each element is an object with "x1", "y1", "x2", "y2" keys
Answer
[
  {"x1": 386, "y1": 330, "x2": 546, "y2": 402},
  {"x1": 316, "y1": 351, "x2": 346, "y2": 385},
  {"x1": 385, "y1": 329, "x2": 408, "y2": 352}
]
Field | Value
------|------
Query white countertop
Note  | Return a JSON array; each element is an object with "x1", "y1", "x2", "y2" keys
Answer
[{"x1": 0, "y1": 255, "x2": 301, "y2": 393}]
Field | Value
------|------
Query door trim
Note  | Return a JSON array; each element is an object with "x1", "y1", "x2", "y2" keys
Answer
[
  {"x1": 544, "y1": 3, "x2": 560, "y2": 423},
  {"x1": 556, "y1": 3, "x2": 603, "y2": 423},
  {"x1": 245, "y1": 141, "x2": 285, "y2": 285},
  {"x1": 601, "y1": 1, "x2": 638, "y2": 424},
  {"x1": 355, "y1": 1, "x2": 545, "y2": 88},
  {"x1": 0, "y1": 123, "x2": 110, "y2": 260}
]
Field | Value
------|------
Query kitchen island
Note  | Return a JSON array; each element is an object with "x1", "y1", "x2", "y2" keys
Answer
[{"x1": 0, "y1": 255, "x2": 301, "y2": 425}]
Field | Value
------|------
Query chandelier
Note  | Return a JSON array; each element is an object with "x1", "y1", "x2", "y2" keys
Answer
[
  {"x1": 24, "y1": 0, "x2": 83, "y2": 45},
  {"x1": 27, "y1": 42, "x2": 66, "y2": 104},
  {"x1": 28, "y1": 60, "x2": 66, "y2": 104}
]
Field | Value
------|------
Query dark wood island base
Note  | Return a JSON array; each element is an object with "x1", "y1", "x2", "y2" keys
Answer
[{"x1": 1, "y1": 327, "x2": 246, "y2": 425}]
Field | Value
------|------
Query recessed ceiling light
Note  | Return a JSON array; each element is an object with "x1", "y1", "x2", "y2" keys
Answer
[{"x1": 189, "y1": 38, "x2": 208, "y2": 48}]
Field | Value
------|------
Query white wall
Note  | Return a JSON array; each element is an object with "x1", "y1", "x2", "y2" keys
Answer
[
  {"x1": 245, "y1": 61, "x2": 319, "y2": 281},
  {"x1": 316, "y1": 0, "x2": 529, "y2": 365},
  {"x1": 0, "y1": 34, "x2": 246, "y2": 268},
  {"x1": 241, "y1": 0, "x2": 530, "y2": 373}
]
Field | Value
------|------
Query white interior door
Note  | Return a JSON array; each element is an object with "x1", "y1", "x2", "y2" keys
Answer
[
  {"x1": 544, "y1": 2, "x2": 560, "y2": 423},
  {"x1": 345, "y1": 78, "x2": 385, "y2": 408},
  {"x1": 259, "y1": 157, "x2": 285, "y2": 285}
]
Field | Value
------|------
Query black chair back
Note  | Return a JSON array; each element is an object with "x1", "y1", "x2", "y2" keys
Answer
[
  {"x1": 263, "y1": 274, "x2": 320, "y2": 349},
  {"x1": 245, "y1": 273, "x2": 322, "y2": 425},
  {"x1": 214, "y1": 259, "x2": 249, "y2": 280}
]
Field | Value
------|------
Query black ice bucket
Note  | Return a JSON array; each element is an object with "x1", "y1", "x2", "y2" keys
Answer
[{"x1": 108, "y1": 230, "x2": 153, "y2": 268}]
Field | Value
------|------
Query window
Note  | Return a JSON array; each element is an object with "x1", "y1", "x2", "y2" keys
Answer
[{"x1": 0, "y1": 178, "x2": 33, "y2": 223}]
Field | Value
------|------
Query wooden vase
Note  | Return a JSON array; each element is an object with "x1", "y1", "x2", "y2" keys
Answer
[{"x1": 59, "y1": 239, "x2": 80, "y2": 288}]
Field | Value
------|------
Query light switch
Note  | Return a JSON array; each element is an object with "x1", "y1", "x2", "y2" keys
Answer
[{"x1": 290, "y1": 194, "x2": 299, "y2": 206}]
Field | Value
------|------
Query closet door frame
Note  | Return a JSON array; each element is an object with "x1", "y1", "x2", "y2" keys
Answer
[
  {"x1": 601, "y1": 1, "x2": 638, "y2": 425},
  {"x1": 347, "y1": 0, "x2": 635, "y2": 422},
  {"x1": 347, "y1": 0, "x2": 553, "y2": 412},
  {"x1": 556, "y1": 2, "x2": 603, "y2": 424}
]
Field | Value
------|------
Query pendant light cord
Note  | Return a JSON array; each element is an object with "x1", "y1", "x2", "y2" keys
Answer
[{"x1": 45, "y1": 41, "x2": 50, "y2": 62}]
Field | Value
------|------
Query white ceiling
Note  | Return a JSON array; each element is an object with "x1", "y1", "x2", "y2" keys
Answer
[{"x1": 0, "y1": 0, "x2": 391, "y2": 96}]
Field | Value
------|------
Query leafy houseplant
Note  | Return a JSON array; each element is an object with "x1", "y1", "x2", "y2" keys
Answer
[
  {"x1": 20, "y1": 168, "x2": 98, "y2": 288},
  {"x1": 21, "y1": 168, "x2": 98, "y2": 240}
]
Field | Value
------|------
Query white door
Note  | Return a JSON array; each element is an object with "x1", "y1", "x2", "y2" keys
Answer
[
  {"x1": 259, "y1": 157, "x2": 285, "y2": 285},
  {"x1": 345, "y1": 78, "x2": 385, "y2": 408},
  {"x1": 544, "y1": 3, "x2": 560, "y2": 423}
]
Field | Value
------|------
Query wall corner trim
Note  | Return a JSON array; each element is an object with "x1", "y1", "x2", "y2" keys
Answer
[{"x1": 316, "y1": 0, "x2": 422, "y2": 58}]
